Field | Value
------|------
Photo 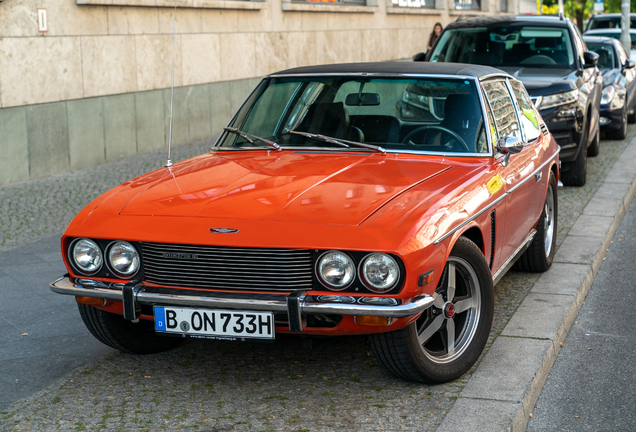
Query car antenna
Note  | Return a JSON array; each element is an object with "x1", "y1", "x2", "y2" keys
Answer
[{"x1": 165, "y1": 0, "x2": 177, "y2": 168}]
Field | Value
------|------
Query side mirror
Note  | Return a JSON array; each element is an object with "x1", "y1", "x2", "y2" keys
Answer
[
  {"x1": 412, "y1": 52, "x2": 427, "y2": 62},
  {"x1": 625, "y1": 60, "x2": 636, "y2": 69},
  {"x1": 583, "y1": 51, "x2": 599, "y2": 69},
  {"x1": 496, "y1": 136, "x2": 524, "y2": 166}
]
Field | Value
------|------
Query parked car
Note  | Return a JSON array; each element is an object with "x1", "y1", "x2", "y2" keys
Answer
[
  {"x1": 583, "y1": 35, "x2": 636, "y2": 139},
  {"x1": 419, "y1": 15, "x2": 602, "y2": 187},
  {"x1": 584, "y1": 28, "x2": 636, "y2": 61},
  {"x1": 586, "y1": 13, "x2": 636, "y2": 31},
  {"x1": 50, "y1": 62, "x2": 559, "y2": 384}
]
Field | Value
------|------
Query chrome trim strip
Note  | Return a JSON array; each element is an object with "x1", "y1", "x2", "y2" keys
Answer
[
  {"x1": 492, "y1": 229, "x2": 536, "y2": 286},
  {"x1": 433, "y1": 148, "x2": 560, "y2": 245},
  {"x1": 270, "y1": 73, "x2": 480, "y2": 79},
  {"x1": 50, "y1": 277, "x2": 435, "y2": 319}
]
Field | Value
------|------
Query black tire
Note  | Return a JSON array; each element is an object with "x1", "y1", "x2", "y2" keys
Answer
[
  {"x1": 513, "y1": 171, "x2": 558, "y2": 272},
  {"x1": 587, "y1": 125, "x2": 600, "y2": 157},
  {"x1": 368, "y1": 237, "x2": 494, "y2": 384},
  {"x1": 560, "y1": 134, "x2": 587, "y2": 187},
  {"x1": 627, "y1": 94, "x2": 636, "y2": 124},
  {"x1": 78, "y1": 303, "x2": 183, "y2": 354},
  {"x1": 609, "y1": 106, "x2": 628, "y2": 140}
]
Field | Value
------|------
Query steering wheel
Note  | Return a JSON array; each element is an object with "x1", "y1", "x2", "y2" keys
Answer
[
  {"x1": 520, "y1": 55, "x2": 557, "y2": 65},
  {"x1": 401, "y1": 125, "x2": 470, "y2": 152}
]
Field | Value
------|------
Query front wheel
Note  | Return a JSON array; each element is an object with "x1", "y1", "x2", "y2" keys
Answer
[
  {"x1": 78, "y1": 303, "x2": 183, "y2": 354},
  {"x1": 368, "y1": 237, "x2": 494, "y2": 383},
  {"x1": 514, "y1": 171, "x2": 558, "y2": 272}
]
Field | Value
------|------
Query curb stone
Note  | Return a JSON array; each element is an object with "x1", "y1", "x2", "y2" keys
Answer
[{"x1": 437, "y1": 134, "x2": 636, "y2": 432}]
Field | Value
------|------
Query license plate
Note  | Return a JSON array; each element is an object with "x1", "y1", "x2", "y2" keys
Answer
[{"x1": 154, "y1": 306, "x2": 275, "y2": 341}]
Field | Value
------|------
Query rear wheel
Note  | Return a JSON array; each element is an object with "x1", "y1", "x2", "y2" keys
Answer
[
  {"x1": 78, "y1": 303, "x2": 183, "y2": 354},
  {"x1": 514, "y1": 171, "x2": 558, "y2": 272},
  {"x1": 368, "y1": 237, "x2": 494, "y2": 383},
  {"x1": 561, "y1": 136, "x2": 587, "y2": 187}
]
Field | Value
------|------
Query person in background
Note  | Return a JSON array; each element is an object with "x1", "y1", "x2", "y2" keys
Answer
[{"x1": 427, "y1": 22, "x2": 443, "y2": 52}]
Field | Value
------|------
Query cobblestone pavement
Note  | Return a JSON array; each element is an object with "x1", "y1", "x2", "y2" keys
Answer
[{"x1": 0, "y1": 127, "x2": 633, "y2": 431}]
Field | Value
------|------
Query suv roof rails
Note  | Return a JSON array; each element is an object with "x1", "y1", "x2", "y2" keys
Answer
[
  {"x1": 456, "y1": 14, "x2": 478, "y2": 21},
  {"x1": 559, "y1": 12, "x2": 564, "y2": 20}
]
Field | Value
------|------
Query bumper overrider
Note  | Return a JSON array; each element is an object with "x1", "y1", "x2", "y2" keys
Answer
[{"x1": 50, "y1": 276, "x2": 435, "y2": 332}]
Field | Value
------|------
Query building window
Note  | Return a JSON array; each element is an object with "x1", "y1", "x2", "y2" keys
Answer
[
  {"x1": 390, "y1": 0, "x2": 434, "y2": 8},
  {"x1": 295, "y1": 0, "x2": 366, "y2": 3},
  {"x1": 455, "y1": 0, "x2": 480, "y2": 10},
  {"x1": 500, "y1": 0, "x2": 508, "y2": 11}
]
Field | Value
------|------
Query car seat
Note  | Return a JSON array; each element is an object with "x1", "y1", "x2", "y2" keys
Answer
[{"x1": 297, "y1": 102, "x2": 364, "y2": 142}]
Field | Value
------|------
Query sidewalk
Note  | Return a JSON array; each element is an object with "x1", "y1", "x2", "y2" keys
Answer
[{"x1": 438, "y1": 134, "x2": 636, "y2": 431}]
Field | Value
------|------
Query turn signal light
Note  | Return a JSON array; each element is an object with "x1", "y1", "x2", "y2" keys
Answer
[
  {"x1": 355, "y1": 315, "x2": 391, "y2": 326},
  {"x1": 76, "y1": 296, "x2": 107, "y2": 306}
]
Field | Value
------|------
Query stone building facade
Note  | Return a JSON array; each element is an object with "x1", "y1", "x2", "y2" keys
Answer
[{"x1": 0, "y1": 0, "x2": 519, "y2": 186}]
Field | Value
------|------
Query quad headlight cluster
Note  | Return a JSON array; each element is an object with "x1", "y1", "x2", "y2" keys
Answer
[
  {"x1": 69, "y1": 238, "x2": 140, "y2": 278},
  {"x1": 316, "y1": 251, "x2": 401, "y2": 293}
]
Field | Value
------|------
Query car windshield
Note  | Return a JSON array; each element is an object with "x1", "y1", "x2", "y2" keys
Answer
[
  {"x1": 586, "y1": 42, "x2": 617, "y2": 69},
  {"x1": 587, "y1": 17, "x2": 636, "y2": 30},
  {"x1": 586, "y1": 31, "x2": 636, "y2": 49},
  {"x1": 217, "y1": 76, "x2": 489, "y2": 155},
  {"x1": 430, "y1": 25, "x2": 576, "y2": 69}
]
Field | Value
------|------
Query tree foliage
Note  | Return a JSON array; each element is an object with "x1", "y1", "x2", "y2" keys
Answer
[{"x1": 538, "y1": 0, "x2": 636, "y2": 32}]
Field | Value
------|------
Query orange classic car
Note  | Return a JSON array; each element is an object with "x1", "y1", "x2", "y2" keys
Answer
[{"x1": 50, "y1": 62, "x2": 559, "y2": 383}]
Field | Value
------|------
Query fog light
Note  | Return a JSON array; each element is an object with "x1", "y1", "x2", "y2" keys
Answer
[
  {"x1": 358, "y1": 297, "x2": 398, "y2": 306},
  {"x1": 557, "y1": 108, "x2": 577, "y2": 119},
  {"x1": 316, "y1": 295, "x2": 356, "y2": 303},
  {"x1": 599, "y1": 116, "x2": 611, "y2": 126},
  {"x1": 355, "y1": 316, "x2": 392, "y2": 326},
  {"x1": 75, "y1": 296, "x2": 107, "y2": 306}
]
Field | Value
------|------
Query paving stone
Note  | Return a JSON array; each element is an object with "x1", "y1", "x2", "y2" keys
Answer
[
  {"x1": 501, "y1": 292, "x2": 574, "y2": 339},
  {"x1": 437, "y1": 398, "x2": 520, "y2": 432},
  {"x1": 568, "y1": 214, "x2": 614, "y2": 238},
  {"x1": 461, "y1": 336, "x2": 550, "y2": 402},
  {"x1": 553, "y1": 235, "x2": 603, "y2": 264},
  {"x1": 530, "y1": 263, "x2": 589, "y2": 295}
]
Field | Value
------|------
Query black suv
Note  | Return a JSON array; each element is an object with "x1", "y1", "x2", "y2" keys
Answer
[{"x1": 420, "y1": 15, "x2": 602, "y2": 186}]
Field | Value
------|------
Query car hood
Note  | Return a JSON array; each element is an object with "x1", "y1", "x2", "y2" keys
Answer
[
  {"x1": 600, "y1": 68, "x2": 620, "y2": 87},
  {"x1": 496, "y1": 66, "x2": 578, "y2": 96},
  {"x1": 112, "y1": 152, "x2": 452, "y2": 226}
]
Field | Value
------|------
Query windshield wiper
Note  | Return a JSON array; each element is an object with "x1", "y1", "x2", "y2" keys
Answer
[
  {"x1": 289, "y1": 130, "x2": 386, "y2": 155},
  {"x1": 224, "y1": 127, "x2": 281, "y2": 152}
]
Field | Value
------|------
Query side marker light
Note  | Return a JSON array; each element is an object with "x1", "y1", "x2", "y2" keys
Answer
[{"x1": 418, "y1": 271, "x2": 434, "y2": 286}]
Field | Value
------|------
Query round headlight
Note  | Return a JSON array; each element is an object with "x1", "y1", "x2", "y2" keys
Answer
[
  {"x1": 361, "y1": 253, "x2": 400, "y2": 293},
  {"x1": 71, "y1": 238, "x2": 103, "y2": 275},
  {"x1": 108, "y1": 241, "x2": 140, "y2": 277},
  {"x1": 317, "y1": 251, "x2": 355, "y2": 290}
]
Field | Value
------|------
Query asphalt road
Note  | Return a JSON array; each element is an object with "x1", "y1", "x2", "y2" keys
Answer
[{"x1": 527, "y1": 192, "x2": 636, "y2": 431}]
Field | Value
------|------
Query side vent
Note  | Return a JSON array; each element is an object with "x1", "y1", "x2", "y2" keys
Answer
[
  {"x1": 490, "y1": 210, "x2": 496, "y2": 270},
  {"x1": 540, "y1": 123, "x2": 549, "y2": 136}
]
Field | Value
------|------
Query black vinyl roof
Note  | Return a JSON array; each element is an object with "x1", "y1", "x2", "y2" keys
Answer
[{"x1": 270, "y1": 62, "x2": 509, "y2": 79}]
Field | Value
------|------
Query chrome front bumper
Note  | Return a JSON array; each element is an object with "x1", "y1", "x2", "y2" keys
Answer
[{"x1": 50, "y1": 276, "x2": 434, "y2": 332}]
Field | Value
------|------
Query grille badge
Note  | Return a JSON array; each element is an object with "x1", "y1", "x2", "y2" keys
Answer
[
  {"x1": 209, "y1": 228, "x2": 239, "y2": 234},
  {"x1": 162, "y1": 252, "x2": 198, "y2": 259}
]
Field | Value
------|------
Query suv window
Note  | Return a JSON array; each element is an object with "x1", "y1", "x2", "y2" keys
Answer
[
  {"x1": 587, "y1": 16, "x2": 636, "y2": 30},
  {"x1": 482, "y1": 80, "x2": 521, "y2": 139},
  {"x1": 430, "y1": 25, "x2": 576, "y2": 69}
]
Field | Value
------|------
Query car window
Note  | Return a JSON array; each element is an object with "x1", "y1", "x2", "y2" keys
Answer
[
  {"x1": 430, "y1": 25, "x2": 576, "y2": 69},
  {"x1": 586, "y1": 31, "x2": 636, "y2": 50},
  {"x1": 586, "y1": 42, "x2": 617, "y2": 68},
  {"x1": 220, "y1": 76, "x2": 489, "y2": 155},
  {"x1": 588, "y1": 17, "x2": 636, "y2": 30},
  {"x1": 481, "y1": 80, "x2": 521, "y2": 140},
  {"x1": 510, "y1": 80, "x2": 541, "y2": 142},
  {"x1": 240, "y1": 82, "x2": 302, "y2": 138}
]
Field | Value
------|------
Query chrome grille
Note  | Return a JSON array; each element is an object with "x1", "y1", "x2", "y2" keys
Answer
[{"x1": 141, "y1": 242, "x2": 314, "y2": 291}]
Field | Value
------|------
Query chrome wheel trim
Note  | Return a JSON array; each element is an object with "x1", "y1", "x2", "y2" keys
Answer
[
  {"x1": 417, "y1": 256, "x2": 481, "y2": 364},
  {"x1": 544, "y1": 182, "x2": 555, "y2": 258}
]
